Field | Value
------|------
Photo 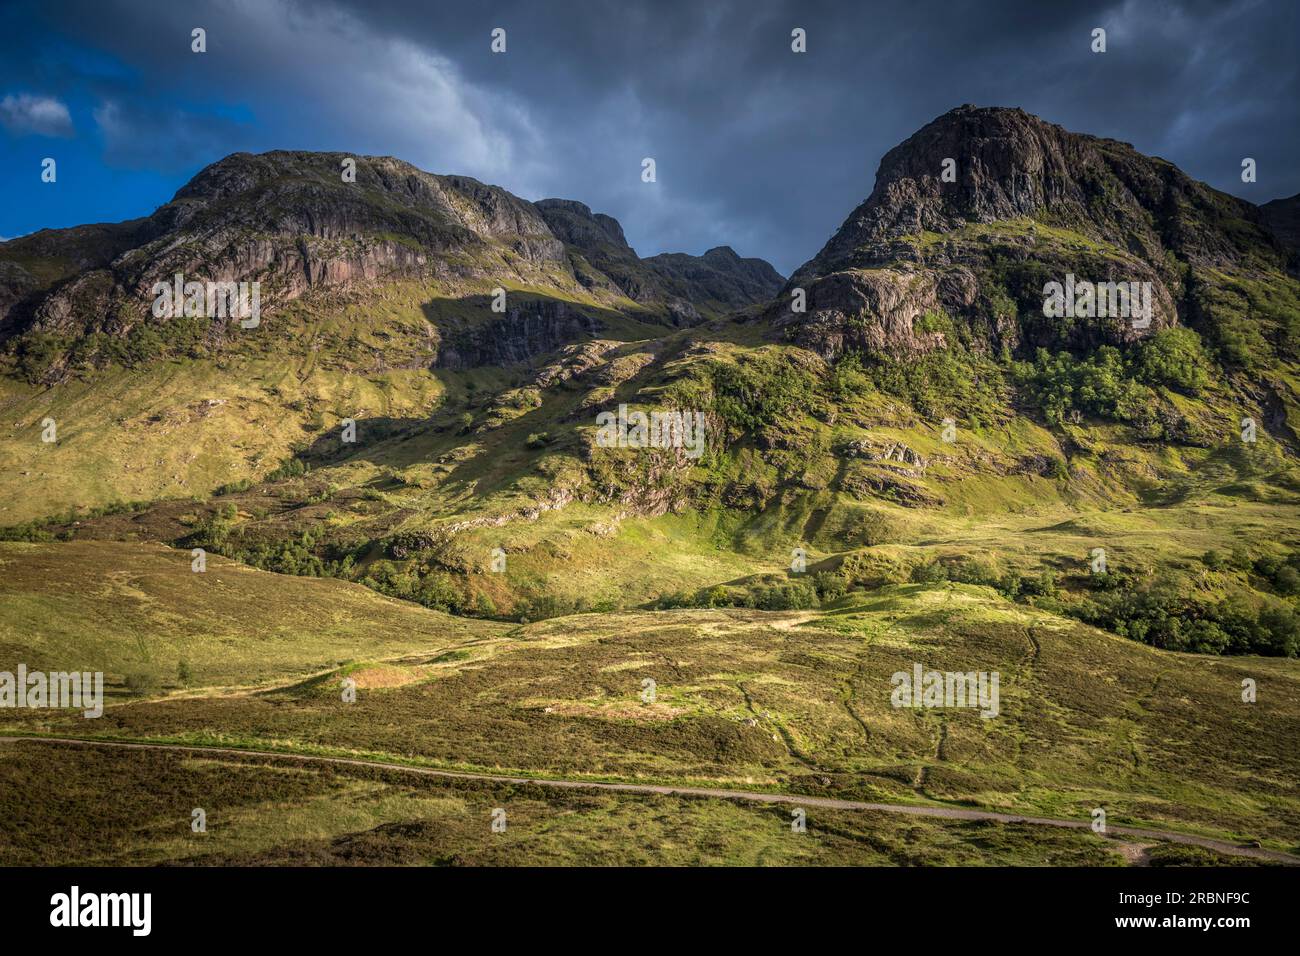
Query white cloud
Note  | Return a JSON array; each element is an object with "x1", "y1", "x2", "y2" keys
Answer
[
  {"x1": 0, "y1": 93, "x2": 74, "y2": 137},
  {"x1": 157, "y1": 0, "x2": 551, "y2": 193}
]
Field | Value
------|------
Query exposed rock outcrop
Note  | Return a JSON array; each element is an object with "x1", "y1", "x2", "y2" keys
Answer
[
  {"x1": 769, "y1": 105, "x2": 1288, "y2": 361},
  {"x1": 1262, "y1": 192, "x2": 1300, "y2": 265},
  {"x1": 1, "y1": 151, "x2": 783, "y2": 375},
  {"x1": 535, "y1": 199, "x2": 784, "y2": 317}
]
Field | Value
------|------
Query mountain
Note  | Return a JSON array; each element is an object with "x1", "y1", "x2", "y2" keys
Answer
[
  {"x1": 535, "y1": 198, "x2": 783, "y2": 319},
  {"x1": 0, "y1": 151, "x2": 782, "y2": 380},
  {"x1": 3, "y1": 105, "x2": 1300, "y2": 868},
  {"x1": 1, "y1": 105, "x2": 1299, "y2": 645},
  {"x1": 1262, "y1": 192, "x2": 1300, "y2": 254},
  {"x1": 774, "y1": 105, "x2": 1294, "y2": 361}
]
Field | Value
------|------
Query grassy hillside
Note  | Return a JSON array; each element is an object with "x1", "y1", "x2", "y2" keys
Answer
[
  {"x1": 10, "y1": 296, "x2": 1300, "y2": 663},
  {"x1": 3, "y1": 541, "x2": 1296, "y2": 857},
  {"x1": 0, "y1": 540, "x2": 504, "y2": 693},
  {"x1": 0, "y1": 276, "x2": 677, "y2": 523}
]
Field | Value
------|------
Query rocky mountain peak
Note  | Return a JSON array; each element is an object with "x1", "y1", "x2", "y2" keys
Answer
[
  {"x1": 534, "y1": 199, "x2": 630, "y2": 251},
  {"x1": 795, "y1": 105, "x2": 1282, "y2": 285},
  {"x1": 0, "y1": 150, "x2": 784, "y2": 375},
  {"x1": 1262, "y1": 192, "x2": 1300, "y2": 254},
  {"x1": 775, "y1": 105, "x2": 1291, "y2": 362},
  {"x1": 534, "y1": 199, "x2": 783, "y2": 317}
]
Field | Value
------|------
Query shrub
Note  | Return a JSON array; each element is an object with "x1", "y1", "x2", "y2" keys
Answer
[
  {"x1": 709, "y1": 353, "x2": 819, "y2": 432},
  {"x1": 914, "y1": 310, "x2": 956, "y2": 336},
  {"x1": 867, "y1": 350, "x2": 1007, "y2": 427},
  {"x1": 813, "y1": 572, "x2": 848, "y2": 602},
  {"x1": 1252, "y1": 552, "x2": 1300, "y2": 595},
  {"x1": 1021, "y1": 569, "x2": 1058, "y2": 597},
  {"x1": 946, "y1": 557, "x2": 1004, "y2": 588},
  {"x1": 829, "y1": 353, "x2": 873, "y2": 402},
  {"x1": 1275, "y1": 566, "x2": 1300, "y2": 596},
  {"x1": 1135, "y1": 328, "x2": 1212, "y2": 394},
  {"x1": 415, "y1": 573, "x2": 464, "y2": 613},
  {"x1": 124, "y1": 672, "x2": 161, "y2": 696},
  {"x1": 911, "y1": 561, "x2": 949, "y2": 584}
]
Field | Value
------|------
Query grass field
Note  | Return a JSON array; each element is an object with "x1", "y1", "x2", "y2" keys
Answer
[
  {"x1": 0, "y1": 739, "x2": 1264, "y2": 866},
  {"x1": 0, "y1": 540, "x2": 504, "y2": 694},
  {"x1": 3, "y1": 539, "x2": 1297, "y2": 862}
]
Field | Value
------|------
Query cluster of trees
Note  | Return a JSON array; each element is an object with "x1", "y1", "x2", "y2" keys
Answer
[
  {"x1": 702, "y1": 316, "x2": 1216, "y2": 447},
  {"x1": 185, "y1": 505, "x2": 630, "y2": 622},
  {"x1": 512, "y1": 592, "x2": 621, "y2": 621},
  {"x1": 200, "y1": 515, "x2": 1300, "y2": 656},
  {"x1": 910, "y1": 558, "x2": 1061, "y2": 598},
  {"x1": 1015, "y1": 346, "x2": 1150, "y2": 425},
  {"x1": 1012, "y1": 328, "x2": 1214, "y2": 427},
  {"x1": 231, "y1": 533, "x2": 339, "y2": 578},
  {"x1": 11, "y1": 314, "x2": 210, "y2": 382},
  {"x1": 213, "y1": 456, "x2": 309, "y2": 496},
  {"x1": 359, "y1": 560, "x2": 476, "y2": 613},
  {"x1": 651, "y1": 556, "x2": 1067, "y2": 614},
  {"x1": 864, "y1": 349, "x2": 1007, "y2": 427},
  {"x1": 1247, "y1": 552, "x2": 1300, "y2": 596},
  {"x1": 358, "y1": 560, "x2": 623, "y2": 621},
  {"x1": 1070, "y1": 576, "x2": 1299, "y2": 656},
  {"x1": 186, "y1": 513, "x2": 362, "y2": 581},
  {"x1": 707, "y1": 353, "x2": 817, "y2": 433},
  {"x1": 0, "y1": 499, "x2": 156, "y2": 542},
  {"x1": 862, "y1": 550, "x2": 1299, "y2": 658},
  {"x1": 655, "y1": 579, "x2": 821, "y2": 611},
  {"x1": 1201, "y1": 546, "x2": 1300, "y2": 596}
]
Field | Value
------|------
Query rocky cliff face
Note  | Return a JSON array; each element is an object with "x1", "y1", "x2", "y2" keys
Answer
[
  {"x1": 435, "y1": 298, "x2": 605, "y2": 369},
  {"x1": 0, "y1": 152, "x2": 781, "y2": 374},
  {"x1": 643, "y1": 245, "x2": 785, "y2": 316},
  {"x1": 1262, "y1": 193, "x2": 1300, "y2": 261},
  {"x1": 535, "y1": 199, "x2": 784, "y2": 319},
  {"x1": 4, "y1": 152, "x2": 574, "y2": 339},
  {"x1": 534, "y1": 198, "x2": 667, "y2": 307},
  {"x1": 771, "y1": 105, "x2": 1290, "y2": 360}
]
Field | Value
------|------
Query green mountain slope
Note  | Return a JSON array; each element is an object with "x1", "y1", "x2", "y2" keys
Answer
[
  {"x1": 3, "y1": 107, "x2": 1299, "y2": 655},
  {"x1": 2, "y1": 104, "x2": 1300, "y2": 865}
]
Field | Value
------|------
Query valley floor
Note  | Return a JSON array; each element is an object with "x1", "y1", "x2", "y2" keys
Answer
[{"x1": 1, "y1": 539, "x2": 1297, "y2": 866}]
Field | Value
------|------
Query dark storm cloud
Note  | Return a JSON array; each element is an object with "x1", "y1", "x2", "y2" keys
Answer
[{"x1": 2, "y1": 0, "x2": 1296, "y2": 273}]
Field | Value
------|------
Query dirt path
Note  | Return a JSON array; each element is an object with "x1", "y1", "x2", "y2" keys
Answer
[{"x1": 4, "y1": 734, "x2": 1296, "y2": 864}]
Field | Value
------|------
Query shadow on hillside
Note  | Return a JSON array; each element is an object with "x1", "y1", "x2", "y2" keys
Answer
[
  {"x1": 291, "y1": 399, "x2": 579, "y2": 501},
  {"x1": 284, "y1": 289, "x2": 698, "y2": 498},
  {"x1": 420, "y1": 290, "x2": 674, "y2": 370}
]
